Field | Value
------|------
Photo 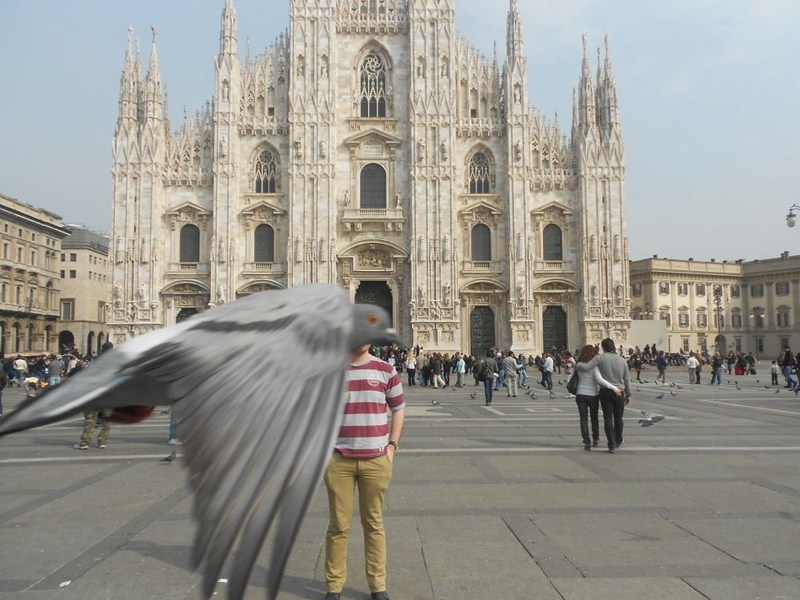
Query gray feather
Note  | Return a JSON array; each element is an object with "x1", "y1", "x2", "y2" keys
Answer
[{"x1": 0, "y1": 284, "x2": 397, "y2": 600}]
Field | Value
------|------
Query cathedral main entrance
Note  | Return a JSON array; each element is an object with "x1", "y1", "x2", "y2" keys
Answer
[
  {"x1": 354, "y1": 281, "x2": 393, "y2": 323},
  {"x1": 543, "y1": 306, "x2": 568, "y2": 353},
  {"x1": 176, "y1": 308, "x2": 199, "y2": 323},
  {"x1": 470, "y1": 306, "x2": 495, "y2": 357}
]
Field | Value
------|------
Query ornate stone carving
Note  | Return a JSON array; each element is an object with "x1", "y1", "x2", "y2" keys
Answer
[{"x1": 358, "y1": 249, "x2": 391, "y2": 269}]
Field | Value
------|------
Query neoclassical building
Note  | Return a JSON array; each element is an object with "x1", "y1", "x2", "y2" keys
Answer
[{"x1": 109, "y1": 0, "x2": 631, "y2": 355}]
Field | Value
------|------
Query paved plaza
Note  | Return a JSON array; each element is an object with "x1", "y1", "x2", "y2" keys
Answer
[{"x1": 1, "y1": 365, "x2": 800, "y2": 599}]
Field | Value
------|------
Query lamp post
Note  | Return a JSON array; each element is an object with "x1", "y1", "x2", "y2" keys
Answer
[
  {"x1": 712, "y1": 286, "x2": 726, "y2": 354},
  {"x1": 643, "y1": 301, "x2": 653, "y2": 320},
  {"x1": 750, "y1": 308, "x2": 764, "y2": 359},
  {"x1": 786, "y1": 204, "x2": 800, "y2": 228}
]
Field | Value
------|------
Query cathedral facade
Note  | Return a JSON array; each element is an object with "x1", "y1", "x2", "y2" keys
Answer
[{"x1": 108, "y1": 0, "x2": 631, "y2": 356}]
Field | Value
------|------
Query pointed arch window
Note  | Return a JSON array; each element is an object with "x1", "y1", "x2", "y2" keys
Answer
[
  {"x1": 359, "y1": 52, "x2": 387, "y2": 118},
  {"x1": 360, "y1": 163, "x2": 387, "y2": 209},
  {"x1": 254, "y1": 150, "x2": 278, "y2": 193},
  {"x1": 468, "y1": 152, "x2": 492, "y2": 194},
  {"x1": 179, "y1": 224, "x2": 200, "y2": 263},
  {"x1": 471, "y1": 224, "x2": 492, "y2": 262},
  {"x1": 254, "y1": 224, "x2": 275, "y2": 263},
  {"x1": 543, "y1": 224, "x2": 563, "y2": 261}
]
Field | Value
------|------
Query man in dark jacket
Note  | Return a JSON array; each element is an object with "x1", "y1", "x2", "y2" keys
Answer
[{"x1": 574, "y1": 338, "x2": 632, "y2": 453}]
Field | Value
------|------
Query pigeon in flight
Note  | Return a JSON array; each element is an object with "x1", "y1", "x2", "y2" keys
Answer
[
  {"x1": 655, "y1": 393, "x2": 664, "y2": 400},
  {"x1": 0, "y1": 284, "x2": 399, "y2": 600},
  {"x1": 670, "y1": 391, "x2": 678, "y2": 397},
  {"x1": 639, "y1": 411, "x2": 665, "y2": 427}
]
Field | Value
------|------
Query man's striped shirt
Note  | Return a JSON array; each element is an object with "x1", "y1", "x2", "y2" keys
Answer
[{"x1": 334, "y1": 357, "x2": 405, "y2": 458}]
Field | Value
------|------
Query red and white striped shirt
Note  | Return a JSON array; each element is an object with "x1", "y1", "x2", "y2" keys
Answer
[{"x1": 334, "y1": 357, "x2": 405, "y2": 458}]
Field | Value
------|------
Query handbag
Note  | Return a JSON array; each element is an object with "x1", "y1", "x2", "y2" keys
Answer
[{"x1": 566, "y1": 372, "x2": 579, "y2": 395}]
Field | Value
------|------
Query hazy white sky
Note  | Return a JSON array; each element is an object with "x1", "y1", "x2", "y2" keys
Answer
[{"x1": 1, "y1": 0, "x2": 798, "y2": 261}]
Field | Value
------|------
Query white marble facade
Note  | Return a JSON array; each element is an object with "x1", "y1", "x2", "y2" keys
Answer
[{"x1": 108, "y1": 0, "x2": 631, "y2": 355}]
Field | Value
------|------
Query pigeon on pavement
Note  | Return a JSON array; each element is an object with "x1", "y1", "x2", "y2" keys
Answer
[
  {"x1": 639, "y1": 411, "x2": 666, "y2": 427},
  {"x1": 159, "y1": 450, "x2": 178, "y2": 464},
  {"x1": 655, "y1": 393, "x2": 664, "y2": 400},
  {"x1": 470, "y1": 392, "x2": 477, "y2": 399},
  {"x1": 0, "y1": 284, "x2": 399, "y2": 600}
]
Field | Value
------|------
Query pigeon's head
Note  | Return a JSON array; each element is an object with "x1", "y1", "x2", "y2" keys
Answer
[{"x1": 348, "y1": 303, "x2": 400, "y2": 350}]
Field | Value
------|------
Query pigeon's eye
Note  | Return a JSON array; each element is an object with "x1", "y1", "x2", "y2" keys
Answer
[{"x1": 367, "y1": 313, "x2": 379, "y2": 325}]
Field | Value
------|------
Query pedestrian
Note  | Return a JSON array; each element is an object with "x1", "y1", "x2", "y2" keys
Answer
[
  {"x1": 780, "y1": 346, "x2": 796, "y2": 389},
  {"x1": 541, "y1": 352, "x2": 554, "y2": 390},
  {"x1": 503, "y1": 351, "x2": 519, "y2": 397},
  {"x1": 474, "y1": 352, "x2": 498, "y2": 405},
  {"x1": 404, "y1": 353, "x2": 416, "y2": 387},
  {"x1": 686, "y1": 352, "x2": 699, "y2": 384},
  {"x1": 323, "y1": 342, "x2": 405, "y2": 600},
  {"x1": 13, "y1": 355, "x2": 28, "y2": 388},
  {"x1": 573, "y1": 338, "x2": 632, "y2": 453},
  {"x1": 572, "y1": 345, "x2": 623, "y2": 450},
  {"x1": 770, "y1": 360, "x2": 779, "y2": 386},
  {"x1": 709, "y1": 353, "x2": 723, "y2": 385},
  {"x1": 46, "y1": 355, "x2": 64, "y2": 387},
  {"x1": 0, "y1": 366, "x2": 7, "y2": 418},
  {"x1": 455, "y1": 353, "x2": 466, "y2": 387},
  {"x1": 74, "y1": 409, "x2": 112, "y2": 450},
  {"x1": 516, "y1": 353, "x2": 529, "y2": 388},
  {"x1": 655, "y1": 350, "x2": 667, "y2": 384}
]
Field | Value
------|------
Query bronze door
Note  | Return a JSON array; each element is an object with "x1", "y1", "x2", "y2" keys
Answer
[
  {"x1": 543, "y1": 306, "x2": 567, "y2": 354},
  {"x1": 470, "y1": 306, "x2": 495, "y2": 357}
]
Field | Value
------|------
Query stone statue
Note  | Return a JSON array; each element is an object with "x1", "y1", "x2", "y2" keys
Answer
[
  {"x1": 216, "y1": 284, "x2": 225, "y2": 304},
  {"x1": 343, "y1": 189, "x2": 350, "y2": 207},
  {"x1": 395, "y1": 192, "x2": 402, "y2": 209}
]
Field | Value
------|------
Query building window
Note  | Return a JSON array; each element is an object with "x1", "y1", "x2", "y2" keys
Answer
[
  {"x1": 542, "y1": 225, "x2": 563, "y2": 261},
  {"x1": 696, "y1": 284, "x2": 706, "y2": 296},
  {"x1": 632, "y1": 283, "x2": 642, "y2": 297},
  {"x1": 179, "y1": 224, "x2": 200, "y2": 263},
  {"x1": 777, "y1": 311, "x2": 790, "y2": 327},
  {"x1": 660, "y1": 312, "x2": 671, "y2": 327},
  {"x1": 776, "y1": 281, "x2": 790, "y2": 296},
  {"x1": 731, "y1": 313, "x2": 742, "y2": 328},
  {"x1": 471, "y1": 224, "x2": 492, "y2": 261},
  {"x1": 2, "y1": 243, "x2": 8, "y2": 259},
  {"x1": 735, "y1": 337, "x2": 742, "y2": 351},
  {"x1": 61, "y1": 300, "x2": 73, "y2": 321},
  {"x1": 751, "y1": 284, "x2": 764, "y2": 297},
  {"x1": 1, "y1": 283, "x2": 6, "y2": 302},
  {"x1": 60, "y1": 270, "x2": 65, "y2": 278},
  {"x1": 468, "y1": 152, "x2": 491, "y2": 194},
  {"x1": 360, "y1": 163, "x2": 387, "y2": 209},
  {"x1": 253, "y1": 149, "x2": 278, "y2": 193},
  {"x1": 715, "y1": 314, "x2": 725, "y2": 328},
  {"x1": 254, "y1": 224, "x2": 275, "y2": 263},
  {"x1": 70, "y1": 253, "x2": 77, "y2": 262},
  {"x1": 69, "y1": 270, "x2": 76, "y2": 278},
  {"x1": 682, "y1": 338, "x2": 690, "y2": 352},
  {"x1": 15, "y1": 286, "x2": 21, "y2": 304},
  {"x1": 678, "y1": 313, "x2": 689, "y2": 327},
  {"x1": 677, "y1": 282, "x2": 688, "y2": 296},
  {"x1": 659, "y1": 281, "x2": 670, "y2": 295},
  {"x1": 60, "y1": 253, "x2": 65, "y2": 262},
  {"x1": 730, "y1": 285, "x2": 740, "y2": 298},
  {"x1": 359, "y1": 52, "x2": 387, "y2": 118},
  {"x1": 697, "y1": 313, "x2": 707, "y2": 327},
  {"x1": 30, "y1": 251, "x2": 36, "y2": 266},
  {"x1": 17, "y1": 248, "x2": 23, "y2": 262}
]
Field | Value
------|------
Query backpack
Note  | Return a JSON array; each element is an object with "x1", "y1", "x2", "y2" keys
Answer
[{"x1": 473, "y1": 359, "x2": 489, "y2": 381}]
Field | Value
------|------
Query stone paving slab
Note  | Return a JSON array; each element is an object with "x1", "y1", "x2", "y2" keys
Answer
[{"x1": 2, "y1": 377, "x2": 800, "y2": 599}]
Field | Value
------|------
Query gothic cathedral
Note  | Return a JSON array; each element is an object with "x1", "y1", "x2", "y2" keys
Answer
[{"x1": 108, "y1": 0, "x2": 631, "y2": 355}]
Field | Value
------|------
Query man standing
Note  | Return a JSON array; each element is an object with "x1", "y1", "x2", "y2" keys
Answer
[
  {"x1": 503, "y1": 351, "x2": 519, "y2": 397},
  {"x1": 13, "y1": 355, "x2": 27, "y2": 388},
  {"x1": 686, "y1": 352, "x2": 699, "y2": 384},
  {"x1": 324, "y1": 344, "x2": 405, "y2": 600},
  {"x1": 780, "y1": 346, "x2": 797, "y2": 389},
  {"x1": 574, "y1": 338, "x2": 632, "y2": 453},
  {"x1": 46, "y1": 355, "x2": 64, "y2": 387},
  {"x1": 709, "y1": 352, "x2": 723, "y2": 385},
  {"x1": 454, "y1": 353, "x2": 466, "y2": 388},
  {"x1": 655, "y1": 350, "x2": 668, "y2": 384}
]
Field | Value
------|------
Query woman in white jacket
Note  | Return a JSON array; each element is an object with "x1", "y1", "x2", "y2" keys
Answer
[{"x1": 573, "y1": 345, "x2": 623, "y2": 450}]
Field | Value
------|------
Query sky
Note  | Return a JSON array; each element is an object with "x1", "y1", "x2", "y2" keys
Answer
[{"x1": 1, "y1": 0, "x2": 798, "y2": 262}]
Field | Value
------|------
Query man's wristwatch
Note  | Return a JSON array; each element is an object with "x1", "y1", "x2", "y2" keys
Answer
[{"x1": 387, "y1": 440, "x2": 399, "y2": 450}]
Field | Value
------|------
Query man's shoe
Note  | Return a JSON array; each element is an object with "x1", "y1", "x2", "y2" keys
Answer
[
  {"x1": 371, "y1": 592, "x2": 391, "y2": 600},
  {"x1": 617, "y1": 439, "x2": 625, "y2": 447},
  {"x1": 593, "y1": 439, "x2": 599, "y2": 447},
  {"x1": 73, "y1": 444, "x2": 88, "y2": 450},
  {"x1": 584, "y1": 443, "x2": 592, "y2": 451},
  {"x1": 98, "y1": 444, "x2": 106, "y2": 449},
  {"x1": 608, "y1": 446, "x2": 616, "y2": 453},
  {"x1": 323, "y1": 593, "x2": 341, "y2": 600},
  {"x1": 168, "y1": 438, "x2": 183, "y2": 446}
]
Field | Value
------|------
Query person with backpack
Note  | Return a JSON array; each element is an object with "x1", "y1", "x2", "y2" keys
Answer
[{"x1": 473, "y1": 352, "x2": 498, "y2": 405}]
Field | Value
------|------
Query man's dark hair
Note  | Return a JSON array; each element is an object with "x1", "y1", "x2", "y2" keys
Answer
[{"x1": 601, "y1": 338, "x2": 616, "y2": 353}]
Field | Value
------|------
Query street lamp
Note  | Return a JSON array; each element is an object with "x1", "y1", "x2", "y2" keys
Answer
[
  {"x1": 712, "y1": 286, "x2": 725, "y2": 354},
  {"x1": 750, "y1": 308, "x2": 764, "y2": 359},
  {"x1": 786, "y1": 204, "x2": 800, "y2": 227}
]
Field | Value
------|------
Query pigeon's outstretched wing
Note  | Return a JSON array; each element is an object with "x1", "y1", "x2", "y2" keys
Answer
[{"x1": 0, "y1": 284, "x2": 398, "y2": 600}]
